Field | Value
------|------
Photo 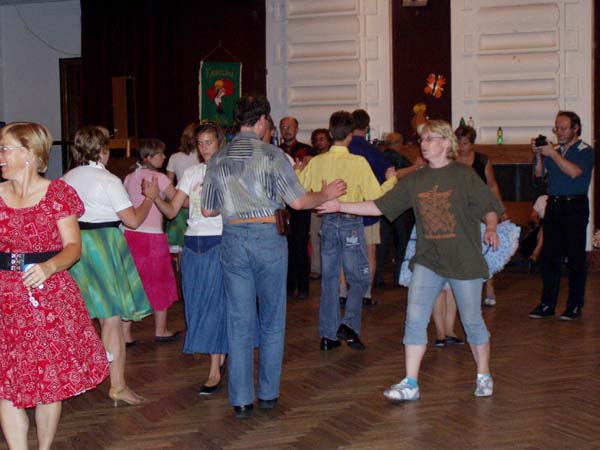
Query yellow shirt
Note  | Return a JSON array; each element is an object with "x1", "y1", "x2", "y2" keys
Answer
[{"x1": 298, "y1": 145, "x2": 396, "y2": 202}]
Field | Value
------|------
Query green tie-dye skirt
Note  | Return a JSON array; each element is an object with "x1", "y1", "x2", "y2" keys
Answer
[{"x1": 69, "y1": 227, "x2": 153, "y2": 321}]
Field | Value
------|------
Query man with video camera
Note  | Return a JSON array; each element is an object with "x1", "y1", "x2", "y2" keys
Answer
[{"x1": 528, "y1": 111, "x2": 595, "y2": 321}]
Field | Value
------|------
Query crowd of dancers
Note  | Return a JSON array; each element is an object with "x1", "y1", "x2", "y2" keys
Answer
[{"x1": 0, "y1": 96, "x2": 593, "y2": 445}]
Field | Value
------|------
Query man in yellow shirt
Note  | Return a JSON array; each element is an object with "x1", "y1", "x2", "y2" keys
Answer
[{"x1": 298, "y1": 111, "x2": 396, "y2": 350}]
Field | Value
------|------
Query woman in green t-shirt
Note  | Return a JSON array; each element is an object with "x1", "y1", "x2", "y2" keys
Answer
[{"x1": 317, "y1": 120, "x2": 503, "y2": 402}]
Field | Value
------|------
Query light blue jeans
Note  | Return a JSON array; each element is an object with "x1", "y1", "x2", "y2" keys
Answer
[
  {"x1": 319, "y1": 214, "x2": 370, "y2": 339},
  {"x1": 220, "y1": 223, "x2": 287, "y2": 406},
  {"x1": 404, "y1": 263, "x2": 489, "y2": 345}
]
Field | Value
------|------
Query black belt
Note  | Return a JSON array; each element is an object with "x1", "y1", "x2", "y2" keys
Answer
[
  {"x1": 548, "y1": 195, "x2": 587, "y2": 202},
  {"x1": 0, "y1": 251, "x2": 60, "y2": 272},
  {"x1": 327, "y1": 213, "x2": 358, "y2": 219},
  {"x1": 79, "y1": 221, "x2": 121, "y2": 230}
]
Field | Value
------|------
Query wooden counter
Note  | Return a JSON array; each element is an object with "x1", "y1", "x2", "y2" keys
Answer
[{"x1": 399, "y1": 144, "x2": 533, "y2": 164}]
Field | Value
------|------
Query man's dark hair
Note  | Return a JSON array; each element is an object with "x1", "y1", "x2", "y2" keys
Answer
[
  {"x1": 352, "y1": 109, "x2": 370, "y2": 131},
  {"x1": 455, "y1": 125, "x2": 477, "y2": 144},
  {"x1": 557, "y1": 110, "x2": 582, "y2": 136},
  {"x1": 329, "y1": 111, "x2": 354, "y2": 141},
  {"x1": 234, "y1": 95, "x2": 271, "y2": 127},
  {"x1": 311, "y1": 128, "x2": 332, "y2": 146}
]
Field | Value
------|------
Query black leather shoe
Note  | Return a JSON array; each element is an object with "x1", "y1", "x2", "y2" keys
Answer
[
  {"x1": 155, "y1": 331, "x2": 182, "y2": 343},
  {"x1": 233, "y1": 403, "x2": 254, "y2": 419},
  {"x1": 320, "y1": 337, "x2": 341, "y2": 351},
  {"x1": 198, "y1": 379, "x2": 221, "y2": 396},
  {"x1": 337, "y1": 324, "x2": 365, "y2": 350},
  {"x1": 258, "y1": 397, "x2": 278, "y2": 409},
  {"x1": 336, "y1": 324, "x2": 355, "y2": 341},
  {"x1": 346, "y1": 335, "x2": 366, "y2": 350}
]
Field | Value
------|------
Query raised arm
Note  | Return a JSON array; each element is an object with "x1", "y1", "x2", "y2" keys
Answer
[{"x1": 288, "y1": 179, "x2": 347, "y2": 210}]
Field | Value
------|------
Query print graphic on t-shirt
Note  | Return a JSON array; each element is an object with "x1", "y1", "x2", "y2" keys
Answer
[{"x1": 417, "y1": 185, "x2": 456, "y2": 239}]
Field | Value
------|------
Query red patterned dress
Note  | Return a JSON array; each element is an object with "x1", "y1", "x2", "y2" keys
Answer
[{"x1": 0, "y1": 179, "x2": 109, "y2": 408}]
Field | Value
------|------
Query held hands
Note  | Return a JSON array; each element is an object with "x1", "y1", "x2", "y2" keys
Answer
[
  {"x1": 321, "y1": 178, "x2": 347, "y2": 200},
  {"x1": 316, "y1": 199, "x2": 341, "y2": 215},
  {"x1": 385, "y1": 167, "x2": 396, "y2": 180},
  {"x1": 142, "y1": 176, "x2": 159, "y2": 201},
  {"x1": 22, "y1": 263, "x2": 52, "y2": 289}
]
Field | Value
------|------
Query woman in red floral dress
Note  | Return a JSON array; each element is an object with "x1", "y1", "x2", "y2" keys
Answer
[{"x1": 0, "y1": 122, "x2": 108, "y2": 450}]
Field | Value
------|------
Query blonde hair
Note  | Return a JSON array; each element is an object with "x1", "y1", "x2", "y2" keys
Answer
[
  {"x1": 0, "y1": 122, "x2": 52, "y2": 172},
  {"x1": 419, "y1": 120, "x2": 458, "y2": 160}
]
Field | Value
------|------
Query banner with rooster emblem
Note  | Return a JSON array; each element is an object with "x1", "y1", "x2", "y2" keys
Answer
[{"x1": 199, "y1": 61, "x2": 242, "y2": 127}]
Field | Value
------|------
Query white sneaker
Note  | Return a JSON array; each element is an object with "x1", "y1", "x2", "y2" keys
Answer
[
  {"x1": 384, "y1": 378, "x2": 420, "y2": 401},
  {"x1": 474, "y1": 374, "x2": 493, "y2": 397},
  {"x1": 484, "y1": 297, "x2": 496, "y2": 307}
]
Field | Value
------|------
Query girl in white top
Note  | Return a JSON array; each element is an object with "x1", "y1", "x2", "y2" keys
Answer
[
  {"x1": 153, "y1": 123, "x2": 226, "y2": 396},
  {"x1": 63, "y1": 125, "x2": 158, "y2": 407}
]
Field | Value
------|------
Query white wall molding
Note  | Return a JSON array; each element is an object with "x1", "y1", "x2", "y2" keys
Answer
[{"x1": 266, "y1": 0, "x2": 392, "y2": 143}]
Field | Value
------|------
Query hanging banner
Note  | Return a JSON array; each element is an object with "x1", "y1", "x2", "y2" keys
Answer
[{"x1": 199, "y1": 61, "x2": 242, "y2": 128}]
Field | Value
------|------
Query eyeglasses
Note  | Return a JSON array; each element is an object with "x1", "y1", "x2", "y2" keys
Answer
[
  {"x1": 0, "y1": 145, "x2": 24, "y2": 154},
  {"x1": 419, "y1": 136, "x2": 445, "y2": 143},
  {"x1": 552, "y1": 126, "x2": 573, "y2": 134}
]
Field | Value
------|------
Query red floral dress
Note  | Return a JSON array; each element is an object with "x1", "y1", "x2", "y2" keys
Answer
[{"x1": 0, "y1": 179, "x2": 109, "y2": 408}]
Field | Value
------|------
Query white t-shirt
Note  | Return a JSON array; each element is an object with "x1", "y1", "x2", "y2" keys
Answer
[
  {"x1": 177, "y1": 163, "x2": 223, "y2": 236},
  {"x1": 166, "y1": 151, "x2": 199, "y2": 183},
  {"x1": 62, "y1": 162, "x2": 132, "y2": 222}
]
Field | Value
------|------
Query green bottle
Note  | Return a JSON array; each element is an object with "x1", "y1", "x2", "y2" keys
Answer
[
  {"x1": 459, "y1": 117, "x2": 466, "y2": 127},
  {"x1": 497, "y1": 127, "x2": 503, "y2": 145}
]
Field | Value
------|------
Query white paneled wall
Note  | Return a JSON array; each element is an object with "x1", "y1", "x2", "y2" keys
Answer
[
  {"x1": 451, "y1": 0, "x2": 593, "y2": 145},
  {"x1": 266, "y1": 0, "x2": 392, "y2": 143}
]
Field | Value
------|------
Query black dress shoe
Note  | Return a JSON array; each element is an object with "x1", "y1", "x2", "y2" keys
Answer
[
  {"x1": 198, "y1": 379, "x2": 221, "y2": 396},
  {"x1": 258, "y1": 397, "x2": 278, "y2": 409},
  {"x1": 125, "y1": 340, "x2": 139, "y2": 348},
  {"x1": 233, "y1": 403, "x2": 254, "y2": 419},
  {"x1": 337, "y1": 324, "x2": 365, "y2": 350},
  {"x1": 346, "y1": 335, "x2": 366, "y2": 350},
  {"x1": 155, "y1": 330, "x2": 182, "y2": 343},
  {"x1": 336, "y1": 324, "x2": 355, "y2": 341},
  {"x1": 320, "y1": 337, "x2": 341, "y2": 351}
]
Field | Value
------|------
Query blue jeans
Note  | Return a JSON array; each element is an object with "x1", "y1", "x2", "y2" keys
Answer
[
  {"x1": 404, "y1": 264, "x2": 489, "y2": 345},
  {"x1": 220, "y1": 223, "x2": 287, "y2": 406},
  {"x1": 319, "y1": 214, "x2": 370, "y2": 339}
]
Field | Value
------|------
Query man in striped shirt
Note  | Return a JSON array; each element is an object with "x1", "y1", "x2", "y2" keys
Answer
[{"x1": 201, "y1": 95, "x2": 346, "y2": 418}]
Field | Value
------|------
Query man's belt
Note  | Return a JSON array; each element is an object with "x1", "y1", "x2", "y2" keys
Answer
[
  {"x1": 79, "y1": 221, "x2": 121, "y2": 230},
  {"x1": 228, "y1": 216, "x2": 277, "y2": 224},
  {"x1": 0, "y1": 251, "x2": 60, "y2": 272},
  {"x1": 548, "y1": 195, "x2": 587, "y2": 202}
]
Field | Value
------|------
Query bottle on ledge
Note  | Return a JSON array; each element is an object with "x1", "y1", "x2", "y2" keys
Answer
[
  {"x1": 467, "y1": 116, "x2": 474, "y2": 128},
  {"x1": 497, "y1": 126, "x2": 503, "y2": 145},
  {"x1": 459, "y1": 116, "x2": 466, "y2": 127}
]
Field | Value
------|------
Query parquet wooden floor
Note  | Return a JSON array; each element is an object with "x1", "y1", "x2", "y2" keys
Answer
[{"x1": 3, "y1": 268, "x2": 600, "y2": 450}]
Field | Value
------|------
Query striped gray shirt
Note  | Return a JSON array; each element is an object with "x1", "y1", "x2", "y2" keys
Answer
[{"x1": 201, "y1": 131, "x2": 306, "y2": 220}]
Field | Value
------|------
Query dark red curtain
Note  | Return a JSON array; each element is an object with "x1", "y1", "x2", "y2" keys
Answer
[
  {"x1": 80, "y1": 0, "x2": 266, "y2": 153},
  {"x1": 392, "y1": 1, "x2": 451, "y2": 144}
]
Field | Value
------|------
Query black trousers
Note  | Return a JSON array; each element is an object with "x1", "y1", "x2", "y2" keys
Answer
[
  {"x1": 375, "y1": 209, "x2": 415, "y2": 284},
  {"x1": 540, "y1": 196, "x2": 589, "y2": 309},
  {"x1": 287, "y1": 208, "x2": 311, "y2": 295}
]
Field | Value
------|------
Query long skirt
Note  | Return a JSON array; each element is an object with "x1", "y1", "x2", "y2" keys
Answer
[
  {"x1": 182, "y1": 236, "x2": 228, "y2": 354},
  {"x1": 69, "y1": 227, "x2": 153, "y2": 321},
  {"x1": 124, "y1": 230, "x2": 178, "y2": 311}
]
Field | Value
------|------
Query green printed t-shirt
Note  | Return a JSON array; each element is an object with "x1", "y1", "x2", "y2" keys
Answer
[{"x1": 374, "y1": 161, "x2": 504, "y2": 280}]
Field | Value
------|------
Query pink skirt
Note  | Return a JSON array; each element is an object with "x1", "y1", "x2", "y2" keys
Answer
[{"x1": 124, "y1": 230, "x2": 178, "y2": 311}]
